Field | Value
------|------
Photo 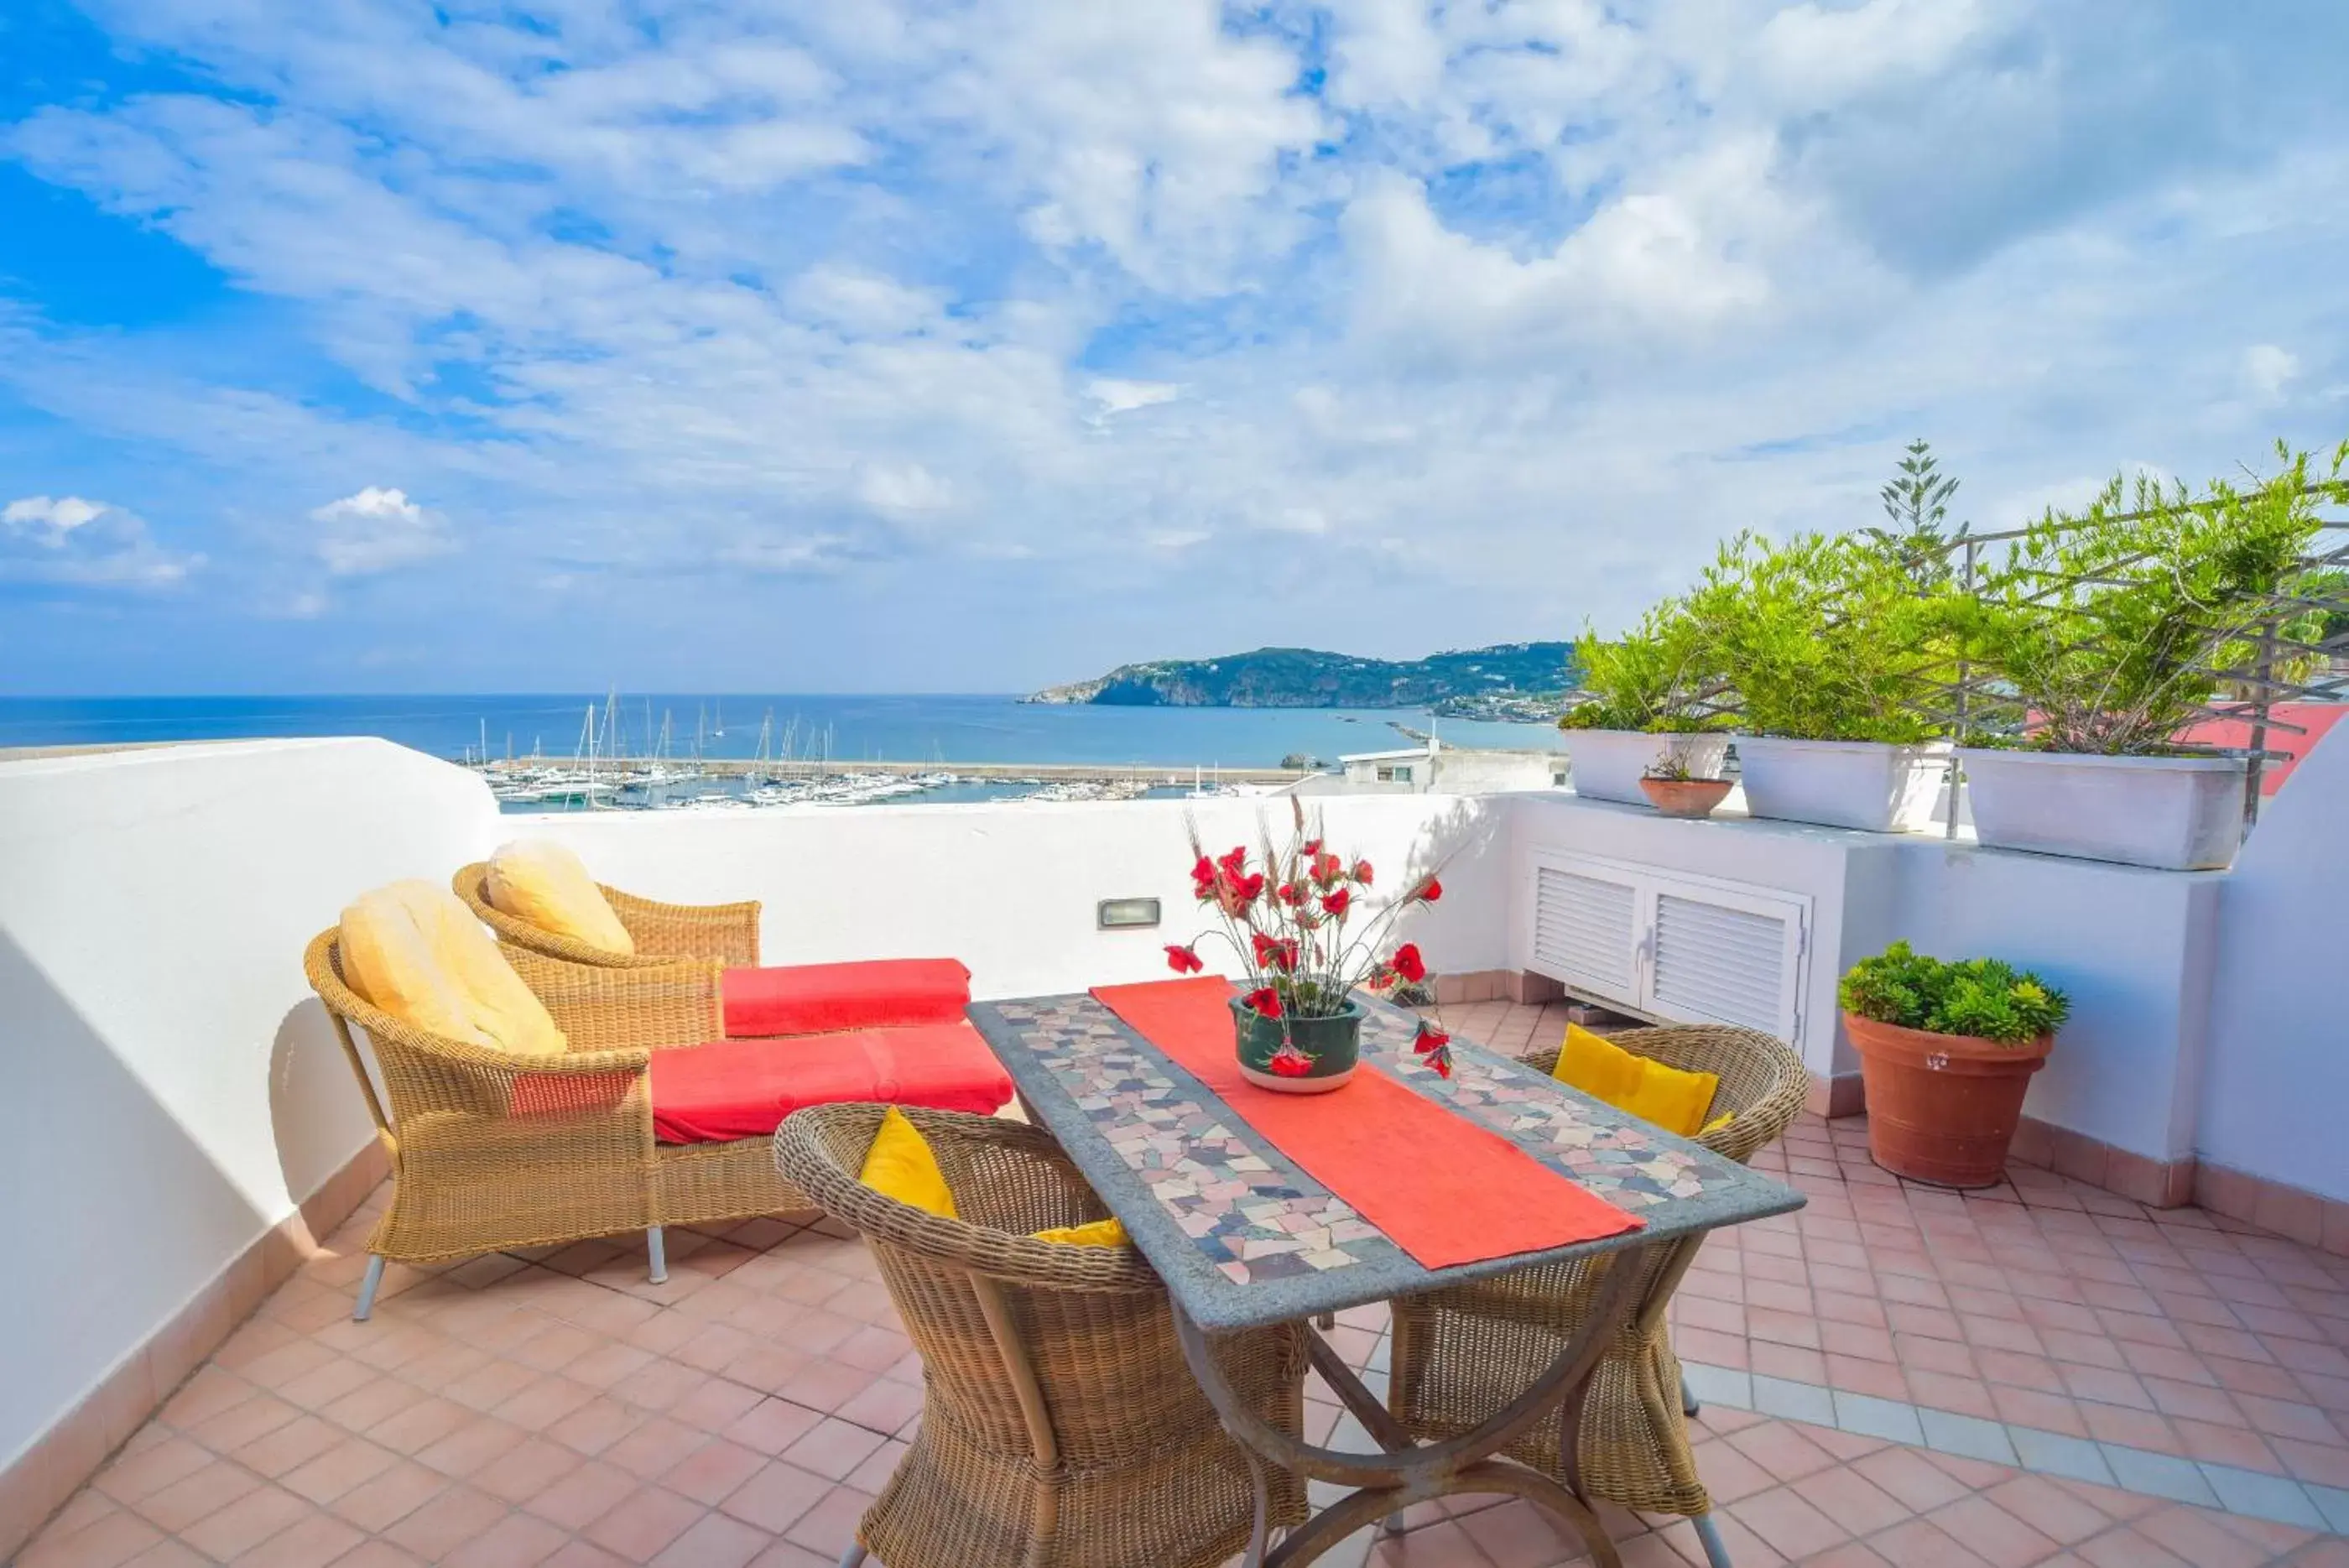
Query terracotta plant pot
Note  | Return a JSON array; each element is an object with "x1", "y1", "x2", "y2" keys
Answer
[
  {"x1": 1844, "y1": 1013, "x2": 2053, "y2": 1188},
  {"x1": 1639, "y1": 776, "x2": 1734, "y2": 819},
  {"x1": 1230, "y1": 998, "x2": 1362, "y2": 1093}
]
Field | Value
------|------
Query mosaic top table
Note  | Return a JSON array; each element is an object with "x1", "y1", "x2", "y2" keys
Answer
[{"x1": 966, "y1": 991, "x2": 1805, "y2": 1568}]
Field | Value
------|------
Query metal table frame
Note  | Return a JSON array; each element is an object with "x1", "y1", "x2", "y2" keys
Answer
[{"x1": 967, "y1": 993, "x2": 1803, "y2": 1568}]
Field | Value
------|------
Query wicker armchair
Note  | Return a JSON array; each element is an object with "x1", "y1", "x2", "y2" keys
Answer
[
  {"x1": 774, "y1": 1105, "x2": 1310, "y2": 1568},
  {"x1": 304, "y1": 931, "x2": 808, "y2": 1320},
  {"x1": 453, "y1": 861, "x2": 761, "y2": 968},
  {"x1": 1386, "y1": 1024, "x2": 1806, "y2": 1568}
]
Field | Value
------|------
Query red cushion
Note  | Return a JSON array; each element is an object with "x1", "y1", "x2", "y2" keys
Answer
[
  {"x1": 648, "y1": 1021, "x2": 1013, "y2": 1144},
  {"x1": 721, "y1": 959, "x2": 971, "y2": 1038}
]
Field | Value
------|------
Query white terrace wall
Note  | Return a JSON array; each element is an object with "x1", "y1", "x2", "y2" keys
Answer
[
  {"x1": 2198, "y1": 722, "x2": 2349, "y2": 1206},
  {"x1": 0, "y1": 741, "x2": 503, "y2": 1483},
  {"x1": 525, "y1": 791, "x2": 1514, "y2": 998}
]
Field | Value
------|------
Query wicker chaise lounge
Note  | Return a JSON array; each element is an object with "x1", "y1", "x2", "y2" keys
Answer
[
  {"x1": 1384, "y1": 1024, "x2": 1806, "y2": 1568},
  {"x1": 774, "y1": 1104, "x2": 1311, "y2": 1568},
  {"x1": 305, "y1": 930, "x2": 810, "y2": 1320}
]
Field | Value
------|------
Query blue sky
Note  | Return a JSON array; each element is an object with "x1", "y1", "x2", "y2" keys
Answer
[{"x1": 3, "y1": 0, "x2": 2346, "y2": 694}]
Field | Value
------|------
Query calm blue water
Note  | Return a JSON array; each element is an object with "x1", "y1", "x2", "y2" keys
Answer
[{"x1": 0, "y1": 694, "x2": 1565, "y2": 768}]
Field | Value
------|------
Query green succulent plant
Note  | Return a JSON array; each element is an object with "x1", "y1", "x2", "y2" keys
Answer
[{"x1": 1839, "y1": 940, "x2": 2070, "y2": 1047}]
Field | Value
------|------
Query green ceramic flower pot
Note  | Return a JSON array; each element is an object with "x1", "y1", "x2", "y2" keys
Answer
[{"x1": 1229, "y1": 997, "x2": 1362, "y2": 1093}]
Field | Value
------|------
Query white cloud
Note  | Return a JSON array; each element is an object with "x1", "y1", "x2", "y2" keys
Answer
[
  {"x1": 2242, "y1": 344, "x2": 2299, "y2": 404},
  {"x1": 1087, "y1": 379, "x2": 1180, "y2": 417},
  {"x1": 310, "y1": 487, "x2": 454, "y2": 576},
  {"x1": 2, "y1": 495, "x2": 198, "y2": 586}
]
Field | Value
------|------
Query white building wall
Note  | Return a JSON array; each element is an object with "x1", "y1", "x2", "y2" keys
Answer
[
  {"x1": 2199, "y1": 727, "x2": 2349, "y2": 1202},
  {"x1": 525, "y1": 793, "x2": 1514, "y2": 998},
  {"x1": 0, "y1": 741, "x2": 502, "y2": 1476}
]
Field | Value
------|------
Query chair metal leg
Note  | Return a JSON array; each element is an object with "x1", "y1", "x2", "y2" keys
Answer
[
  {"x1": 647, "y1": 1227, "x2": 668, "y2": 1284},
  {"x1": 352, "y1": 1255, "x2": 385, "y2": 1322},
  {"x1": 1682, "y1": 1383, "x2": 1700, "y2": 1418},
  {"x1": 835, "y1": 1546, "x2": 867, "y2": 1568},
  {"x1": 1693, "y1": 1511, "x2": 1733, "y2": 1567}
]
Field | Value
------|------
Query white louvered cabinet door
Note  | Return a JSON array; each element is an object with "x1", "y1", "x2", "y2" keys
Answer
[
  {"x1": 1648, "y1": 887, "x2": 1805, "y2": 1043},
  {"x1": 1529, "y1": 862, "x2": 1641, "y2": 1004}
]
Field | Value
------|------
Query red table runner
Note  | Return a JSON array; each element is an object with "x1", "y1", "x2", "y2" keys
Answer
[{"x1": 1092, "y1": 978, "x2": 1641, "y2": 1270}]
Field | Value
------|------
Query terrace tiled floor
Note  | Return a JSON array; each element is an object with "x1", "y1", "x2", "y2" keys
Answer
[{"x1": 21, "y1": 998, "x2": 2349, "y2": 1567}]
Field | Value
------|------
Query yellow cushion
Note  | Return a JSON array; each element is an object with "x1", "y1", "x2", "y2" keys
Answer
[
  {"x1": 1701, "y1": 1111, "x2": 1736, "y2": 1138},
  {"x1": 486, "y1": 839, "x2": 635, "y2": 956},
  {"x1": 1032, "y1": 1218, "x2": 1129, "y2": 1248},
  {"x1": 387, "y1": 881, "x2": 567, "y2": 1056},
  {"x1": 859, "y1": 1107, "x2": 956, "y2": 1219},
  {"x1": 1552, "y1": 1024, "x2": 1720, "y2": 1138},
  {"x1": 339, "y1": 888, "x2": 493, "y2": 1048}
]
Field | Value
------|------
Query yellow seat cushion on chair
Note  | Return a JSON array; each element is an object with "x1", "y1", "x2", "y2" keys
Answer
[
  {"x1": 1552, "y1": 1023, "x2": 1720, "y2": 1138},
  {"x1": 485, "y1": 839, "x2": 636, "y2": 956},
  {"x1": 340, "y1": 888, "x2": 494, "y2": 1048},
  {"x1": 860, "y1": 1107, "x2": 957, "y2": 1219},
  {"x1": 388, "y1": 881, "x2": 568, "y2": 1056},
  {"x1": 1032, "y1": 1217, "x2": 1129, "y2": 1248}
]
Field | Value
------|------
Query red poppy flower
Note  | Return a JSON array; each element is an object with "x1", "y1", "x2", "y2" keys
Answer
[
  {"x1": 1266, "y1": 1041, "x2": 1316, "y2": 1077},
  {"x1": 1351, "y1": 859, "x2": 1374, "y2": 885},
  {"x1": 1367, "y1": 961, "x2": 1396, "y2": 991},
  {"x1": 1389, "y1": 942, "x2": 1427, "y2": 983},
  {"x1": 1322, "y1": 887, "x2": 1351, "y2": 917},
  {"x1": 1251, "y1": 932, "x2": 1299, "y2": 972},
  {"x1": 1278, "y1": 882, "x2": 1303, "y2": 906},
  {"x1": 1190, "y1": 855, "x2": 1217, "y2": 899},
  {"x1": 1312, "y1": 851, "x2": 1343, "y2": 887},
  {"x1": 1243, "y1": 986, "x2": 1283, "y2": 1018},
  {"x1": 1416, "y1": 877, "x2": 1443, "y2": 904},
  {"x1": 1164, "y1": 944, "x2": 1204, "y2": 975},
  {"x1": 1414, "y1": 1023, "x2": 1455, "y2": 1078},
  {"x1": 1301, "y1": 838, "x2": 1322, "y2": 857}
]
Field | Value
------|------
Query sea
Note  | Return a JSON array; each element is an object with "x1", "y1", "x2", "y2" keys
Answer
[{"x1": 0, "y1": 694, "x2": 1566, "y2": 810}]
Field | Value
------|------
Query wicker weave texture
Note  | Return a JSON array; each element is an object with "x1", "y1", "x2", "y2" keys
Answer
[
  {"x1": 305, "y1": 930, "x2": 807, "y2": 1265},
  {"x1": 775, "y1": 1105, "x2": 1310, "y2": 1568},
  {"x1": 453, "y1": 861, "x2": 763, "y2": 968},
  {"x1": 1387, "y1": 1024, "x2": 1807, "y2": 1519}
]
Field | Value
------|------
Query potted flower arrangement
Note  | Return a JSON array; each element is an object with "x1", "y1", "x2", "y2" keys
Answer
[
  {"x1": 1954, "y1": 441, "x2": 2348, "y2": 871},
  {"x1": 1685, "y1": 530, "x2": 1951, "y2": 832},
  {"x1": 1167, "y1": 806, "x2": 1451, "y2": 1092},
  {"x1": 1839, "y1": 941, "x2": 2070, "y2": 1188},
  {"x1": 1556, "y1": 600, "x2": 1730, "y2": 806}
]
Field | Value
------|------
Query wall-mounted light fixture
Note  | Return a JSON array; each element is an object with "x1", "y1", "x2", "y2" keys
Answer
[{"x1": 1096, "y1": 897, "x2": 1162, "y2": 930}]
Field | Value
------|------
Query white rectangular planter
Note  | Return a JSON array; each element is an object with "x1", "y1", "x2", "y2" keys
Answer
[
  {"x1": 1736, "y1": 737, "x2": 1950, "y2": 833},
  {"x1": 1959, "y1": 749, "x2": 2247, "y2": 871},
  {"x1": 1560, "y1": 731, "x2": 1729, "y2": 806}
]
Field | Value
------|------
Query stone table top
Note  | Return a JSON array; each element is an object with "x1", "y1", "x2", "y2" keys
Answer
[{"x1": 966, "y1": 991, "x2": 1805, "y2": 1331}]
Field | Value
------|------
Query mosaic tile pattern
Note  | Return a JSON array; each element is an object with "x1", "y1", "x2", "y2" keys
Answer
[
  {"x1": 987, "y1": 992, "x2": 1745, "y2": 1289},
  {"x1": 987, "y1": 998, "x2": 1408, "y2": 1287},
  {"x1": 1355, "y1": 1003, "x2": 1720, "y2": 1213}
]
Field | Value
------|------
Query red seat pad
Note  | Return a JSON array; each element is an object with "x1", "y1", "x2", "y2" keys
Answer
[
  {"x1": 721, "y1": 959, "x2": 971, "y2": 1038},
  {"x1": 648, "y1": 1022, "x2": 1013, "y2": 1144}
]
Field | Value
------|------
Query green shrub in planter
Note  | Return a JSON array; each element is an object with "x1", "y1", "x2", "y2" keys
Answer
[
  {"x1": 1838, "y1": 940, "x2": 2069, "y2": 1045},
  {"x1": 1558, "y1": 599, "x2": 1722, "y2": 733},
  {"x1": 1960, "y1": 440, "x2": 2348, "y2": 755},
  {"x1": 1684, "y1": 530, "x2": 1949, "y2": 744}
]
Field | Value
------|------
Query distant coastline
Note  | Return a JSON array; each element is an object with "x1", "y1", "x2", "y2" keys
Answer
[{"x1": 1025, "y1": 642, "x2": 1573, "y2": 720}]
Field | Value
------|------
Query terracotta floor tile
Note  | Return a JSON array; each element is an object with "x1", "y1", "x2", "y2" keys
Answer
[
  {"x1": 18, "y1": 1508, "x2": 165, "y2": 1568},
  {"x1": 176, "y1": 1483, "x2": 315, "y2": 1560},
  {"x1": 227, "y1": 1508, "x2": 366, "y2": 1566},
  {"x1": 1925, "y1": 1495, "x2": 2060, "y2": 1568},
  {"x1": 382, "y1": 1483, "x2": 509, "y2": 1559},
  {"x1": 328, "y1": 1458, "x2": 449, "y2": 1533},
  {"x1": 584, "y1": 1484, "x2": 706, "y2": 1562},
  {"x1": 719, "y1": 1459, "x2": 832, "y2": 1534},
  {"x1": 444, "y1": 1508, "x2": 573, "y2": 1568},
  {"x1": 779, "y1": 1485, "x2": 874, "y2": 1558}
]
